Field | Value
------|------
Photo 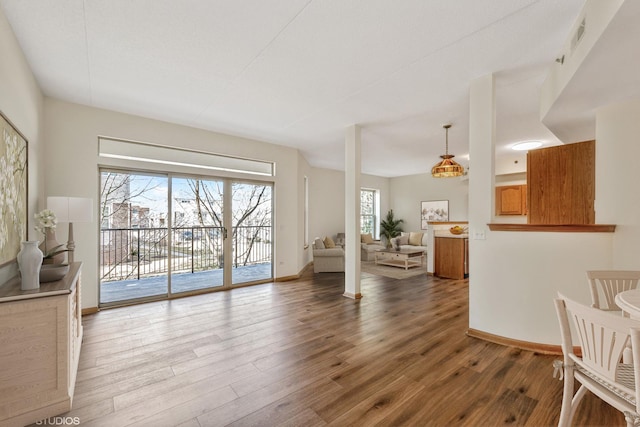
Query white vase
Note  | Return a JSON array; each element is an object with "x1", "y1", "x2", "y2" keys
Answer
[{"x1": 17, "y1": 241, "x2": 44, "y2": 290}]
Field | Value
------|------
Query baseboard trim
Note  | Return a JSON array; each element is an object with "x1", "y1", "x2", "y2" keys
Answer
[
  {"x1": 275, "y1": 262, "x2": 314, "y2": 282},
  {"x1": 275, "y1": 274, "x2": 299, "y2": 282},
  {"x1": 466, "y1": 328, "x2": 564, "y2": 356},
  {"x1": 343, "y1": 292, "x2": 363, "y2": 300},
  {"x1": 82, "y1": 307, "x2": 99, "y2": 316}
]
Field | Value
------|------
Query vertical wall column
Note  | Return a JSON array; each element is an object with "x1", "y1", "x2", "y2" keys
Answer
[
  {"x1": 468, "y1": 73, "x2": 495, "y2": 328},
  {"x1": 468, "y1": 73, "x2": 496, "y2": 229},
  {"x1": 344, "y1": 125, "x2": 362, "y2": 299}
]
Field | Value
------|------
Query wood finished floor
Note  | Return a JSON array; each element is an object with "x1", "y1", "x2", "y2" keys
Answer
[{"x1": 49, "y1": 269, "x2": 623, "y2": 426}]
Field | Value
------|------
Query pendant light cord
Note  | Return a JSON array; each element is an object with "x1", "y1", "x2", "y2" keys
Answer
[{"x1": 443, "y1": 123, "x2": 452, "y2": 156}]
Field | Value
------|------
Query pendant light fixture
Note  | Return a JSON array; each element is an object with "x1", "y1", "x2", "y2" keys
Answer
[{"x1": 431, "y1": 123, "x2": 464, "y2": 178}]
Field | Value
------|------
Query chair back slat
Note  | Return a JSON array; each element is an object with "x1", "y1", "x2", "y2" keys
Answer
[
  {"x1": 587, "y1": 270, "x2": 640, "y2": 311},
  {"x1": 565, "y1": 298, "x2": 630, "y2": 380}
]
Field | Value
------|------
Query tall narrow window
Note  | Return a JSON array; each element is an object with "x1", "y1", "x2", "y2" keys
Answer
[
  {"x1": 304, "y1": 176, "x2": 309, "y2": 247},
  {"x1": 361, "y1": 189, "x2": 377, "y2": 237}
]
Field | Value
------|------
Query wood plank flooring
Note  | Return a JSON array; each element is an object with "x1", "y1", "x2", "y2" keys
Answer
[{"x1": 41, "y1": 268, "x2": 624, "y2": 426}]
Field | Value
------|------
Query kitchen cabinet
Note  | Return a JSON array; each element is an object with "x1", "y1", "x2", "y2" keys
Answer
[
  {"x1": 496, "y1": 184, "x2": 527, "y2": 216},
  {"x1": 0, "y1": 263, "x2": 83, "y2": 426},
  {"x1": 527, "y1": 140, "x2": 595, "y2": 224}
]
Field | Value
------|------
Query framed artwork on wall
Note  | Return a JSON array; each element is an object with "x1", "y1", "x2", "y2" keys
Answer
[
  {"x1": 421, "y1": 200, "x2": 449, "y2": 229},
  {"x1": 0, "y1": 110, "x2": 28, "y2": 267}
]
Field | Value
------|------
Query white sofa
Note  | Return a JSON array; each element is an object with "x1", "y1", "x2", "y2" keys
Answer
[
  {"x1": 390, "y1": 231, "x2": 428, "y2": 253},
  {"x1": 312, "y1": 237, "x2": 345, "y2": 273}
]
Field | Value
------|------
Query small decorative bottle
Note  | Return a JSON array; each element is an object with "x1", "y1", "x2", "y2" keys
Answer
[{"x1": 17, "y1": 241, "x2": 43, "y2": 290}]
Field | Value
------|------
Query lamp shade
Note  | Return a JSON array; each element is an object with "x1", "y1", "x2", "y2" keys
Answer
[
  {"x1": 47, "y1": 197, "x2": 93, "y2": 222},
  {"x1": 431, "y1": 155, "x2": 465, "y2": 177}
]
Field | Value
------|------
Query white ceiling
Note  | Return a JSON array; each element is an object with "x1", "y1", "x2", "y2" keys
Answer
[{"x1": 0, "y1": 0, "x2": 587, "y2": 177}]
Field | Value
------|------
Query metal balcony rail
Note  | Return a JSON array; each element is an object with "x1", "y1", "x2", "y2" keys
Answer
[{"x1": 100, "y1": 225, "x2": 272, "y2": 281}]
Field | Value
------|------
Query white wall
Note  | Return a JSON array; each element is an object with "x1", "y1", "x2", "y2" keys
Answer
[
  {"x1": 309, "y1": 168, "x2": 345, "y2": 243},
  {"x1": 43, "y1": 98, "x2": 305, "y2": 308},
  {"x1": 0, "y1": 9, "x2": 44, "y2": 285},
  {"x1": 495, "y1": 172, "x2": 526, "y2": 186},
  {"x1": 595, "y1": 98, "x2": 640, "y2": 269},
  {"x1": 495, "y1": 153, "x2": 527, "y2": 176},
  {"x1": 540, "y1": 0, "x2": 624, "y2": 125},
  {"x1": 472, "y1": 230, "x2": 613, "y2": 343},
  {"x1": 308, "y1": 167, "x2": 390, "y2": 241},
  {"x1": 389, "y1": 173, "x2": 469, "y2": 232}
]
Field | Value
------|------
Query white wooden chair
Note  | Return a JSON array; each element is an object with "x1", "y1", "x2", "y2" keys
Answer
[
  {"x1": 587, "y1": 270, "x2": 640, "y2": 312},
  {"x1": 554, "y1": 293, "x2": 640, "y2": 427}
]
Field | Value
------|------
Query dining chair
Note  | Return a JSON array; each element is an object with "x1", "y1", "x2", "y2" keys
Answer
[
  {"x1": 554, "y1": 293, "x2": 640, "y2": 427},
  {"x1": 587, "y1": 270, "x2": 640, "y2": 312}
]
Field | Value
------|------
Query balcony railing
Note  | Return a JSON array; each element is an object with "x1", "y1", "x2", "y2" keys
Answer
[{"x1": 100, "y1": 225, "x2": 272, "y2": 281}]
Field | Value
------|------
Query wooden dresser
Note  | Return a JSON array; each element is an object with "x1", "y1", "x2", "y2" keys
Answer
[{"x1": 0, "y1": 262, "x2": 83, "y2": 426}]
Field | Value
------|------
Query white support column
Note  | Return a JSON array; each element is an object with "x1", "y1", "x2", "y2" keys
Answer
[
  {"x1": 468, "y1": 73, "x2": 495, "y2": 328},
  {"x1": 468, "y1": 73, "x2": 496, "y2": 231},
  {"x1": 344, "y1": 125, "x2": 362, "y2": 299}
]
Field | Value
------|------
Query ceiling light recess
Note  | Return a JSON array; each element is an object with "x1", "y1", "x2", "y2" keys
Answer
[
  {"x1": 431, "y1": 124, "x2": 464, "y2": 178},
  {"x1": 511, "y1": 141, "x2": 543, "y2": 151}
]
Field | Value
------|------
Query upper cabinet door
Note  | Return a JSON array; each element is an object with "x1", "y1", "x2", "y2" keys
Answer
[
  {"x1": 527, "y1": 140, "x2": 595, "y2": 225},
  {"x1": 496, "y1": 185, "x2": 526, "y2": 215}
]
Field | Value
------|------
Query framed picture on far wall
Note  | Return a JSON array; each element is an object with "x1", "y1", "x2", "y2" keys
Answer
[
  {"x1": 0, "y1": 110, "x2": 28, "y2": 267},
  {"x1": 421, "y1": 200, "x2": 449, "y2": 229}
]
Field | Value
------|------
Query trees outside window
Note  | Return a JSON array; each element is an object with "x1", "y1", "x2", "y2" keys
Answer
[
  {"x1": 361, "y1": 189, "x2": 377, "y2": 236},
  {"x1": 99, "y1": 170, "x2": 273, "y2": 304}
]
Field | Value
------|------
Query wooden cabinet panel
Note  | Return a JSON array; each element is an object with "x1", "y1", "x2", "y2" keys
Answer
[
  {"x1": 527, "y1": 140, "x2": 595, "y2": 224},
  {"x1": 435, "y1": 237, "x2": 468, "y2": 280},
  {"x1": 496, "y1": 185, "x2": 527, "y2": 215}
]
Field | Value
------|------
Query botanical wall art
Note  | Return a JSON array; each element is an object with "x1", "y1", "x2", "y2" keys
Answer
[
  {"x1": 421, "y1": 200, "x2": 449, "y2": 229},
  {"x1": 0, "y1": 111, "x2": 28, "y2": 266}
]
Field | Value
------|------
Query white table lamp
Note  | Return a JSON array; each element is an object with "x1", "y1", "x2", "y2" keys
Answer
[{"x1": 47, "y1": 197, "x2": 93, "y2": 263}]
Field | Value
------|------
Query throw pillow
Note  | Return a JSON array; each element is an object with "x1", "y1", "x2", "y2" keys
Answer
[
  {"x1": 314, "y1": 237, "x2": 325, "y2": 249},
  {"x1": 361, "y1": 233, "x2": 374, "y2": 244},
  {"x1": 324, "y1": 236, "x2": 336, "y2": 248},
  {"x1": 409, "y1": 232, "x2": 424, "y2": 246},
  {"x1": 397, "y1": 235, "x2": 409, "y2": 246}
]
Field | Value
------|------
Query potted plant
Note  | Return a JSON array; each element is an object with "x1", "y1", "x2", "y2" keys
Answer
[{"x1": 380, "y1": 209, "x2": 404, "y2": 249}]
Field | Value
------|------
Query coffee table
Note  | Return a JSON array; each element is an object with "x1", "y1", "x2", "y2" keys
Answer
[{"x1": 374, "y1": 248, "x2": 424, "y2": 270}]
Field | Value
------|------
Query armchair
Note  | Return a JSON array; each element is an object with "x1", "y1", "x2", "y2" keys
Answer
[{"x1": 360, "y1": 233, "x2": 385, "y2": 261}]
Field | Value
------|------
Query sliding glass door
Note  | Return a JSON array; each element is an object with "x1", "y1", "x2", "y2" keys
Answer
[
  {"x1": 170, "y1": 177, "x2": 225, "y2": 293},
  {"x1": 99, "y1": 171, "x2": 169, "y2": 304},
  {"x1": 231, "y1": 182, "x2": 272, "y2": 285},
  {"x1": 99, "y1": 169, "x2": 273, "y2": 306}
]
